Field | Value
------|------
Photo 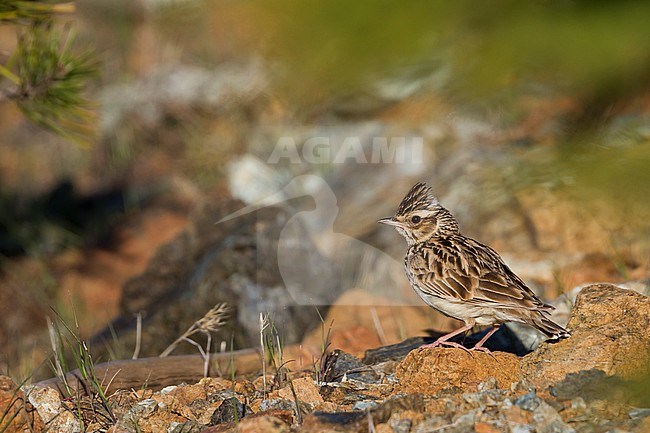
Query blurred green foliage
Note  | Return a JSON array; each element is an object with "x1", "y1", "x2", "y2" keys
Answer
[
  {"x1": 15, "y1": 22, "x2": 98, "y2": 143},
  {"x1": 0, "y1": 1, "x2": 74, "y2": 21},
  {"x1": 0, "y1": 1, "x2": 97, "y2": 144},
  {"x1": 254, "y1": 0, "x2": 650, "y2": 107}
]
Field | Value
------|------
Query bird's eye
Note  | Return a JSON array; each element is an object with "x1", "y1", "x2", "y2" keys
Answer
[{"x1": 411, "y1": 215, "x2": 421, "y2": 224}]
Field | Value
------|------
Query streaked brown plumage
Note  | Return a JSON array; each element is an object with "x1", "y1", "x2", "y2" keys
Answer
[{"x1": 379, "y1": 182, "x2": 569, "y2": 352}]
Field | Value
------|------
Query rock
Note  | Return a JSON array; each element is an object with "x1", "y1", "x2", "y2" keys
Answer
[
  {"x1": 152, "y1": 379, "x2": 228, "y2": 424},
  {"x1": 300, "y1": 290, "x2": 442, "y2": 358},
  {"x1": 637, "y1": 417, "x2": 650, "y2": 433},
  {"x1": 300, "y1": 411, "x2": 366, "y2": 432},
  {"x1": 119, "y1": 398, "x2": 159, "y2": 431},
  {"x1": 501, "y1": 405, "x2": 533, "y2": 432},
  {"x1": 27, "y1": 386, "x2": 82, "y2": 433},
  {"x1": 168, "y1": 420, "x2": 204, "y2": 433},
  {"x1": 522, "y1": 284, "x2": 650, "y2": 390},
  {"x1": 119, "y1": 385, "x2": 195, "y2": 433},
  {"x1": 210, "y1": 397, "x2": 250, "y2": 425},
  {"x1": 119, "y1": 395, "x2": 187, "y2": 433},
  {"x1": 352, "y1": 400, "x2": 378, "y2": 411},
  {"x1": 418, "y1": 411, "x2": 476, "y2": 433},
  {"x1": 389, "y1": 418, "x2": 413, "y2": 433},
  {"x1": 307, "y1": 395, "x2": 423, "y2": 430},
  {"x1": 92, "y1": 201, "x2": 334, "y2": 358},
  {"x1": 514, "y1": 392, "x2": 542, "y2": 411},
  {"x1": 124, "y1": 398, "x2": 158, "y2": 421},
  {"x1": 101, "y1": 61, "x2": 268, "y2": 133},
  {"x1": 362, "y1": 326, "x2": 531, "y2": 364},
  {"x1": 530, "y1": 400, "x2": 575, "y2": 433},
  {"x1": 256, "y1": 398, "x2": 294, "y2": 413},
  {"x1": 0, "y1": 376, "x2": 43, "y2": 433},
  {"x1": 362, "y1": 337, "x2": 430, "y2": 364},
  {"x1": 474, "y1": 420, "x2": 504, "y2": 433},
  {"x1": 317, "y1": 381, "x2": 388, "y2": 408},
  {"x1": 234, "y1": 415, "x2": 291, "y2": 433},
  {"x1": 321, "y1": 349, "x2": 380, "y2": 383},
  {"x1": 204, "y1": 413, "x2": 292, "y2": 433},
  {"x1": 272, "y1": 377, "x2": 324, "y2": 411},
  {"x1": 394, "y1": 348, "x2": 522, "y2": 395}
]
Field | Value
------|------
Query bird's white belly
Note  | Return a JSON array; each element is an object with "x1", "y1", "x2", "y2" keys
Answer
[{"x1": 416, "y1": 291, "x2": 507, "y2": 326}]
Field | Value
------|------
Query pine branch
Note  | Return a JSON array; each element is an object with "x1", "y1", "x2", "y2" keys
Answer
[{"x1": 0, "y1": 1, "x2": 97, "y2": 144}]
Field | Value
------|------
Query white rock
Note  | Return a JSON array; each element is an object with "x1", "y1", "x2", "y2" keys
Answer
[{"x1": 27, "y1": 387, "x2": 82, "y2": 433}]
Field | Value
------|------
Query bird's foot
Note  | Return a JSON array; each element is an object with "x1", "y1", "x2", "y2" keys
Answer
[
  {"x1": 420, "y1": 340, "x2": 471, "y2": 354},
  {"x1": 469, "y1": 345, "x2": 496, "y2": 360}
]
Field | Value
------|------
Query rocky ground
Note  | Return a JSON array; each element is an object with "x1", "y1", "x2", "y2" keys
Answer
[{"x1": 2, "y1": 283, "x2": 650, "y2": 433}]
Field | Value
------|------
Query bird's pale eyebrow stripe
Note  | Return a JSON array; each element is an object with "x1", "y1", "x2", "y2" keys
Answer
[{"x1": 411, "y1": 210, "x2": 434, "y2": 219}]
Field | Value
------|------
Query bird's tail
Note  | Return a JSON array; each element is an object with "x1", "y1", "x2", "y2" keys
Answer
[{"x1": 532, "y1": 313, "x2": 570, "y2": 341}]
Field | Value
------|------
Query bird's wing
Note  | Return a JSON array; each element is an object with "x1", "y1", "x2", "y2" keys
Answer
[
  {"x1": 408, "y1": 238, "x2": 551, "y2": 311},
  {"x1": 407, "y1": 243, "x2": 477, "y2": 301},
  {"x1": 465, "y1": 238, "x2": 552, "y2": 311}
]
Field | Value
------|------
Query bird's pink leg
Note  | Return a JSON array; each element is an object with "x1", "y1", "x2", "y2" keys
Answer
[
  {"x1": 470, "y1": 324, "x2": 500, "y2": 355},
  {"x1": 420, "y1": 319, "x2": 476, "y2": 353}
]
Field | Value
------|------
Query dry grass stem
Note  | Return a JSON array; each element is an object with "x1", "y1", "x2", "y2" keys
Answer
[{"x1": 159, "y1": 303, "x2": 230, "y2": 370}]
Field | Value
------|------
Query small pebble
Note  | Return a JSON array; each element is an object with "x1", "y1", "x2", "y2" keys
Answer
[
  {"x1": 628, "y1": 407, "x2": 650, "y2": 419},
  {"x1": 352, "y1": 400, "x2": 378, "y2": 411},
  {"x1": 514, "y1": 392, "x2": 540, "y2": 412}
]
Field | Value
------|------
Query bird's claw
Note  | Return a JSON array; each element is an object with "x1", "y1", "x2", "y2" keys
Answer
[
  {"x1": 470, "y1": 345, "x2": 497, "y2": 360},
  {"x1": 419, "y1": 340, "x2": 498, "y2": 359},
  {"x1": 420, "y1": 340, "x2": 472, "y2": 354}
]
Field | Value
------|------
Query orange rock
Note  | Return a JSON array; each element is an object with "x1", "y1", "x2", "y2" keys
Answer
[
  {"x1": 474, "y1": 421, "x2": 502, "y2": 433},
  {"x1": 152, "y1": 381, "x2": 222, "y2": 424},
  {"x1": 298, "y1": 413, "x2": 359, "y2": 433},
  {"x1": 235, "y1": 415, "x2": 290, "y2": 433},
  {"x1": 301, "y1": 289, "x2": 458, "y2": 357},
  {"x1": 502, "y1": 405, "x2": 531, "y2": 425},
  {"x1": 522, "y1": 284, "x2": 650, "y2": 390},
  {"x1": 55, "y1": 209, "x2": 189, "y2": 328},
  {"x1": 203, "y1": 414, "x2": 291, "y2": 433},
  {"x1": 554, "y1": 253, "x2": 625, "y2": 295},
  {"x1": 272, "y1": 377, "x2": 323, "y2": 408},
  {"x1": 636, "y1": 416, "x2": 650, "y2": 433},
  {"x1": 393, "y1": 348, "x2": 522, "y2": 395},
  {"x1": 515, "y1": 189, "x2": 611, "y2": 254},
  {"x1": 0, "y1": 376, "x2": 43, "y2": 433},
  {"x1": 374, "y1": 423, "x2": 394, "y2": 433},
  {"x1": 233, "y1": 379, "x2": 255, "y2": 397},
  {"x1": 312, "y1": 401, "x2": 338, "y2": 412}
]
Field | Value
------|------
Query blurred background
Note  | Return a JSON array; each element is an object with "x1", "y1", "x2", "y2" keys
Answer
[{"x1": 0, "y1": 0, "x2": 648, "y2": 381}]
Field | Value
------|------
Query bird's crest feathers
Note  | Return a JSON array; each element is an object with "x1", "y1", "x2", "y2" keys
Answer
[{"x1": 396, "y1": 182, "x2": 439, "y2": 216}]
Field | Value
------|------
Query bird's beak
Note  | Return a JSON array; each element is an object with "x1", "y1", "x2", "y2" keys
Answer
[{"x1": 378, "y1": 217, "x2": 402, "y2": 227}]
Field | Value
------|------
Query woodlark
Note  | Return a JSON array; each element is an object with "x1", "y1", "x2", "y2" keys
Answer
[{"x1": 379, "y1": 182, "x2": 569, "y2": 353}]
